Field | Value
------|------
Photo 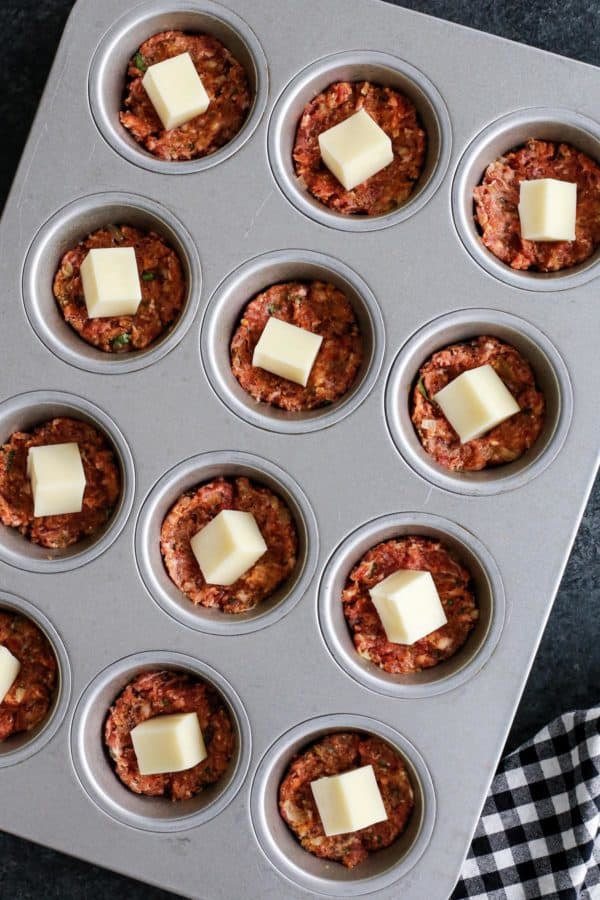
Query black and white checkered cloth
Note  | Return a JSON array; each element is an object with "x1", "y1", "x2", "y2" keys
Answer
[{"x1": 452, "y1": 708, "x2": 600, "y2": 899}]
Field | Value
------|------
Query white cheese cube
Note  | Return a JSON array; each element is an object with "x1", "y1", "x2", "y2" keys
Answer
[
  {"x1": 433, "y1": 364, "x2": 520, "y2": 444},
  {"x1": 80, "y1": 247, "x2": 142, "y2": 319},
  {"x1": 318, "y1": 109, "x2": 394, "y2": 191},
  {"x1": 252, "y1": 317, "x2": 323, "y2": 387},
  {"x1": 0, "y1": 646, "x2": 21, "y2": 704},
  {"x1": 370, "y1": 569, "x2": 447, "y2": 645},
  {"x1": 26, "y1": 443, "x2": 86, "y2": 518},
  {"x1": 130, "y1": 712, "x2": 207, "y2": 776},
  {"x1": 518, "y1": 178, "x2": 577, "y2": 241},
  {"x1": 310, "y1": 764, "x2": 388, "y2": 836},
  {"x1": 142, "y1": 52, "x2": 210, "y2": 131},
  {"x1": 190, "y1": 509, "x2": 267, "y2": 586}
]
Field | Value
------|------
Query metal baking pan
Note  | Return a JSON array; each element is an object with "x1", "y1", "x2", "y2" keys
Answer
[{"x1": 0, "y1": 0, "x2": 598, "y2": 897}]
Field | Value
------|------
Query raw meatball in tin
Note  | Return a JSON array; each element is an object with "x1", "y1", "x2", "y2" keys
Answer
[
  {"x1": 230, "y1": 280, "x2": 363, "y2": 411},
  {"x1": 474, "y1": 138, "x2": 600, "y2": 272},
  {"x1": 160, "y1": 476, "x2": 297, "y2": 614},
  {"x1": 342, "y1": 536, "x2": 478, "y2": 674},
  {"x1": 53, "y1": 224, "x2": 186, "y2": 353},
  {"x1": 104, "y1": 670, "x2": 235, "y2": 801},
  {"x1": 0, "y1": 417, "x2": 121, "y2": 549},
  {"x1": 411, "y1": 335, "x2": 545, "y2": 472},
  {"x1": 0, "y1": 611, "x2": 58, "y2": 741},
  {"x1": 293, "y1": 81, "x2": 427, "y2": 216},
  {"x1": 120, "y1": 31, "x2": 252, "y2": 161},
  {"x1": 279, "y1": 731, "x2": 414, "y2": 868}
]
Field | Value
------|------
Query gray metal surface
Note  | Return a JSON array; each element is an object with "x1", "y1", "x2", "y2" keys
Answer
[{"x1": 0, "y1": 0, "x2": 598, "y2": 897}]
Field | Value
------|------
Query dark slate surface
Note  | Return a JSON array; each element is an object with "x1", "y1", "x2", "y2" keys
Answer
[{"x1": 0, "y1": 1, "x2": 598, "y2": 897}]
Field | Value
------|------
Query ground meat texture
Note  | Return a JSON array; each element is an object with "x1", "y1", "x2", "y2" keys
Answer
[
  {"x1": 104, "y1": 671, "x2": 235, "y2": 801},
  {"x1": 0, "y1": 417, "x2": 121, "y2": 549},
  {"x1": 53, "y1": 225, "x2": 186, "y2": 353},
  {"x1": 0, "y1": 612, "x2": 57, "y2": 741},
  {"x1": 160, "y1": 477, "x2": 297, "y2": 614},
  {"x1": 120, "y1": 31, "x2": 251, "y2": 161},
  {"x1": 474, "y1": 138, "x2": 600, "y2": 272},
  {"x1": 293, "y1": 81, "x2": 427, "y2": 216},
  {"x1": 342, "y1": 536, "x2": 478, "y2": 674},
  {"x1": 411, "y1": 336, "x2": 545, "y2": 472},
  {"x1": 230, "y1": 281, "x2": 363, "y2": 410},
  {"x1": 279, "y1": 732, "x2": 414, "y2": 868}
]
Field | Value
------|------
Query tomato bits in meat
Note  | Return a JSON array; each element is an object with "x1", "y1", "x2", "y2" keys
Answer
[
  {"x1": 230, "y1": 281, "x2": 363, "y2": 411},
  {"x1": 0, "y1": 612, "x2": 57, "y2": 741},
  {"x1": 279, "y1": 732, "x2": 414, "y2": 868},
  {"x1": 120, "y1": 31, "x2": 251, "y2": 161},
  {"x1": 411, "y1": 336, "x2": 545, "y2": 472},
  {"x1": 293, "y1": 81, "x2": 426, "y2": 216},
  {"x1": 53, "y1": 225, "x2": 186, "y2": 354},
  {"x1": 342, "y1": 536, "x2": 478, "y2": 674},
  {"x1": 474, "y1": 138, "x2": 600, "y2": 272},
  {"x1": 104, "y1": 671, "x2": 235, "y2": 801}
]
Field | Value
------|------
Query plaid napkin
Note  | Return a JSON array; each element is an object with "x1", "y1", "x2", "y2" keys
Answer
[{"x1": 452, "y1": 708, "x2": 600, "y2": 899}]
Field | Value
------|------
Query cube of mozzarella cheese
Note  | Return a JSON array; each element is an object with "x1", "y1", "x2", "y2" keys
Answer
[
  {"x1": 310, "y1": 765, "x2": 388, "y2": 836},
  {"x1": 318, "y1": 109, "x2": 394, "y2": 191},
  {"x1": 130, "y1": 712, "x2": 207, "y2": 776},
  {"x1": 190, "y1": 509, "x2": 267, "y2": 586},
  {"x1": 518, "y1": 178, "x2": 577, "y2": 241},
  {"x1": 369, "y1": 569, "x2": 447, "y2": 645},
  {"x1": 0, "y1": 646, "x2": 21, "y2": 703},
  {"x1": 142, "y1": 52, "x2": 210, "y2": 131},
  {"x1": 252, "y1": 317, "x2": 323, "y2": 387},
  {"x1": 26, "y1": 443, "x2": 86, "y2": 518},
  {"x1": 80, "y1": 247, "x2": 142, "y2": 319},
  {"x1": 433, "y1": 364, "x2": 520, "y2": 444}
]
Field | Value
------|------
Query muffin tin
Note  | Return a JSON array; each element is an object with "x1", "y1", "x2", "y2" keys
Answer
[{"x1": 0, "y1": 0, "x2": 598, "y2": 897}]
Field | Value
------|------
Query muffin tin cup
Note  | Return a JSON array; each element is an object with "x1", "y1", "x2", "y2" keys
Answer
[
  {"x1": 250, "y1": 713, "x2": 435, "y2": 896},
  {"x1": 200, "y1": 249, "x2": 385, "y2": 433},
  {"x1": 267, "y1": 49, "x2": 452, "y2": 232},
  {"x1": 22, "y1": 192, "x2": 202, "y2": 375},
  {"x1": 318, "y1": 512, "x2": 505, "y2": 699},
  {"x1": 0, "y1": 391, "x2": 135, "y2": 573},
  {"x1": 452, "y1": 107, "x2": 600, "y2": 291},
  {"x1": 0, "y1": 592, "x2": 72, "y2": 768},
  {"x1": 385, "y1": 308, "x2": 573, "y2": 496},
  {"x1": 70, "y1": 651, "x2": 251, "y2": 832},
  {"x1": 88, "y1": 0, "x2": 269, "y2": 174},
  {"x1": 134, "y1": 450, "x2": 319, "y2": 635}
]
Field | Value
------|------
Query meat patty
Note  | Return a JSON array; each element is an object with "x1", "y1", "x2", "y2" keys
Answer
[
  {"x1": 279, "y1": 731, "x2": 414, "y2": 868},
  {"x1": 0, "y1": 417, "x2": 121, "y2": 549},
  {"x1": 342, "y1": 536, "x2": 478, "y2": 674},
  {"x1": 230, "y1": 281, "x2": 363, "y2": 411},
  {"x1": 53, "y1": 225, "x2": 186, "y2": 353},
  {"x1": 293, "y1": 81, "x2": 427, "y2": 216},
  {"x1": 411, "y1": 336, "x2": 545, "y2": 471},
  {"x1": 160, "y1": 476, "x2": 297, "y2": 613},
  {"x1": 474, "y1": 138, "x2": 600, "y2": 272},
  {"x1": 0, "y1": 611, "x2": 57, "y2": 741},
  {"x1": 120, "y1": 31, "x2": 252, "y2": 161},
  {"x1": 104, "y1": 670, "x2": 235, "y2": 801}
]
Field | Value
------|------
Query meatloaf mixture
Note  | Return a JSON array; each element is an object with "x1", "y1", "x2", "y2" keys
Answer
[
  {"x1": 0, "y1": 417, "x2": 121, "y2": 549},
  {"x1": 293, "y1": 81, "x2": 427, "y2": 216},
  {"x1": 53, "y1": 225, "x2": 186, "y2": 353},
  {"x1": 120, "y1": 31, "x2": 252, "y2": 161},
  {"x1": 230, "y1": 280, "x2": 363, "y2": 411},
  {"x1": 411, "y1": 335, "x2": 545, "y2": 472},
  {"x1": 161, "y1": 476, "x2": 297, "y2": 613},
  {"x1": 279, "y1": 731, "x2": 414, "y2": 868},
  {"x1": 342, "y1": 536, "x2": 478, "y2": 674},
  {"x1": 105, "y1": 670, "x2": 235, "y2": 800},
  {"x1": 474, "y1": 138, "x2": 600, "y2": 272},
  {"x1": 0, "y1": 611, "x2": 57, "y2": 741}
]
